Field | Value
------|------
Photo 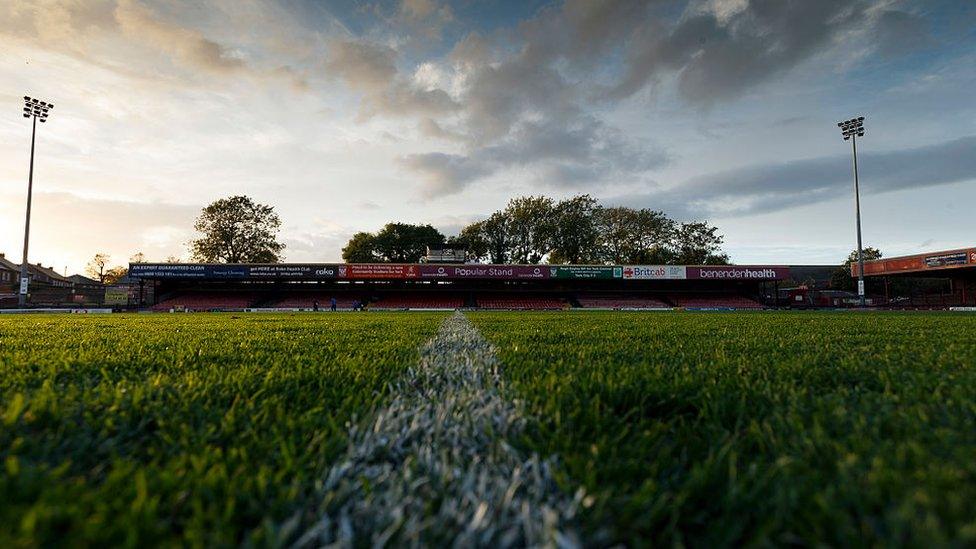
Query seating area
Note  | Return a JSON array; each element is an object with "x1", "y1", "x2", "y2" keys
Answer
[
  {"x1": 270, "y1": 294, "x2": 363, "y2": 309},
  {"x1": 145, "y1": 291, "x2": 768, "y2": 311},
  {"x1": 153, "y1": 292, "x2": 257, "y2": 311},
  {"x1": 674, "y1": 294, "x2": 763, "y2": 309},
  {"x1": 370, "y1": 294, "x2": 464, "y2": 309},
  {"x1": 475, "y1": 295, "x2": 566, "y2": 310},
  {"x1": 577, "y1": 294, "x2": 671, "y2": 309}
]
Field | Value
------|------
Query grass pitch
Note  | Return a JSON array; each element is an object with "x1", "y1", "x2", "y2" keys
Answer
[
  {"x1": 470, "y1": 311, "x2": 976, "y2": 546},
  {"x1": 0, "y1": 313, "x2": 445, "y2": 546},
  {"x1": 2, "y1": 311, "x2": 976, "y2": 546}
]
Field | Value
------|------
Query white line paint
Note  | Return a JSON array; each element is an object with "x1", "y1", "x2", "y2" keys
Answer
[{"x1": 293, "y1": 312, "x2": 585, "y2": 548}]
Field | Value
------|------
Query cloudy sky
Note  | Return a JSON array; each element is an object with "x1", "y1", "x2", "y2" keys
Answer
[{"x1": 1, "y1": 0, "x2": 974, "y2": 274}]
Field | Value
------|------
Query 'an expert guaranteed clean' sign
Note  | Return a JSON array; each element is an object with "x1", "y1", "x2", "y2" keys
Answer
[{"x1": 622, "y1": 265, "x2": 688, "y2": 280}]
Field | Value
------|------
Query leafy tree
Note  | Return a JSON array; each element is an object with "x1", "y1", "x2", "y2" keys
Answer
[
  {"x1": 342, "y1": 232, "x2": 381, "y2": 263},
  {"x1": 341, "y1": 223, "x2": 445, "y2": 263},
  {"x1": 481, "y1": 212, "x2": 511, "y2": 264},
  {"x1": 86, "y1": 253, "x2": 110, "y2": 283},
  {"x1": 503, "y1": 196, "x2": 554, "y2": 263},
  {"x1": 129, "y1": 252, "x2": 145, "y2": 264},
  {"x1": 596, "y1": 207, "x2": 675, "y2": 264},
  {"x1": 164, "y1": 255, "x2": 182, "y2": 263},
  {"x1": 103, "y1": 266, "x2": 128, "y2": 285},
  {"x1": 549, "y1": 195, "x2": 601, "y2": 264},
  {"x1": 628, "y1": 209, "x2": 676, "y2": 264},
  {"x1": 671, "y1": 221, "x2": 729, "y2": 265},
  {"x1": 831, "y1": 247, "x2": 883, "y2": 291},
  {"x1": 373, "y1": 223, "x2": 445, "y2": 262},
  {"x1": 447, "y1": 222, "x2": 489, "y2": 262},
  {"x1": 190, "y1": 196, "x2": 285, "y2": 263}
]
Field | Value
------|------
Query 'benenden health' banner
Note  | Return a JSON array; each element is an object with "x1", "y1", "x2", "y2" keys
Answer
[
  {"x1": 418, "y1": 265, "x2": 549, "y2": 279},
  {"x1": 622, "y1": 265, "x2": 687, "y2": 280},
  {"x1": 687, "y1": 266, "x2": 789, "y2": 280}
]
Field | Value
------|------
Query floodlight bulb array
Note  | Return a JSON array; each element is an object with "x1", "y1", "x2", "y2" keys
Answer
[
  {"x1": 23, "y1": 96, "x2": 54, "y2": 122},
  {"x1": 837, "y1": 116, "x2": 865, "y2": 140}
]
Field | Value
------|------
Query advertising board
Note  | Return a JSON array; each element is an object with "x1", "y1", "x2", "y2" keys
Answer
[
  {"x1": 248, "y1": 264, "x2": 338, "y2": 279},
  {"x1": 550, "y1": 266, "x2": 622, "y2": 279},
  {"x1": 130, "y1": 263, "x2": 339, "y2": 280},
  {"x1": 418, "y1": 265, "x2": 549, "y2": 279},
  {"x1": 104, "y1": 287, "x2": 129, "y2": 306},
  {"x1": 687, "y1": 266, "x2": 789, "y2": 280},
  {"x1": 129, "y1": 264, "x2": 214, "y2": 279},
  {"x1": 340, "y1": 264, "x2": 420, "y2": 279},
  {"x1": 924, "y1": 252, "x2": 968, "y2": 268},
  {"x1": 621, "y1": 265, "x2": 687, "y2": 280}
]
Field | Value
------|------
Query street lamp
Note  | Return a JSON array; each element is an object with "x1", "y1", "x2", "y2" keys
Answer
[
  {"x1": 19, "y1": 96, "x2": 54, "y2": 307},
  {"x1": 837, "y1": 116, "x2": 865, "y2": 307}
]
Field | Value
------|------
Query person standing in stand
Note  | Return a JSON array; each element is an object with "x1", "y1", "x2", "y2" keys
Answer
[{"x1": 331, "y1": 296, "x2": 337, "y2": 311}]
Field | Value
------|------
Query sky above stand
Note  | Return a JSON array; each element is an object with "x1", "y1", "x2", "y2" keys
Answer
[{"x1": 1, "y1": 0, "x2": 974, "y2": 274}]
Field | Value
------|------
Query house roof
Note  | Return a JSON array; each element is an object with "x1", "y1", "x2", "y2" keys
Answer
[
  {"x1": 28, "y1": 263, "x2": 71, "y2": 282},
  {"x1": 68, "y1": 274, "x2": 102, "y2": 285},
  {"x1": 0, "y1": 253, "x2": 19, "y2": 272}
]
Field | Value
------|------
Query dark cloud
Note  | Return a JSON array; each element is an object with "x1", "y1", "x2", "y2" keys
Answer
[
  {"x1": 611, "y1": 0, "x2": 877, "y2": 103},
  {"x1": 617, "y1": 136, "x2": 976, "y2": 218},
  {"x1": 326, "y1": 39, "x2": 459, "y2": 118},
  {"x1": 398, "y1": 0, "x2": 919, "y2": 197},
  {"x1": 399, "y1": 153, "x2": 492, "y2": 197},
  {"x1": 401, "y1": 117, "x2": 669, "y2": 196},
  {"x1": 872, "y1": 9, "x2": 935, "y2": 58}
]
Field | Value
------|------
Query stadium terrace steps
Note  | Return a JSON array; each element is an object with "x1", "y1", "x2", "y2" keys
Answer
[
  {"x1": 152, "y1": 292, "x2": 258, "y2": 311},
  {"x1": 475, "y1": 295, "x2": 567, "y2": 310},
  {"x1": 577, "y1": 294, "x2": 671, "y2": 309},
  {"x1": 270, "y1": 295, "x2": 365, "y2": 310},
  {"x1": 369, "y1": 294, "x2": 465, "y2": 310}
]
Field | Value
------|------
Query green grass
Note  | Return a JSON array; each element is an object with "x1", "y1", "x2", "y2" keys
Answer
[
  {"x1": 0, "y1": 312, "x2": 445, "y2": 547},
  {"x1": 4, "y1": 311, "x2": 976, "y2": 547},
  {"x1": 469, "y1": 311, "x2": 976, "y2": 546}
]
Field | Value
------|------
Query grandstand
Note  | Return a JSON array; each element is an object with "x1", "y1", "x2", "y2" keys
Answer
[
  {"x1": 853, "y1": 246, "x2": 976, "y2": 307},
  {"x1": 128, "y1": 262, "x2": 788, "y2": 311}
]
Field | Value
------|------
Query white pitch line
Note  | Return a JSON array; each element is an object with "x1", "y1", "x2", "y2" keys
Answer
[{"x1": 293, "y1": 312, "x2": 586, "y2": 548}]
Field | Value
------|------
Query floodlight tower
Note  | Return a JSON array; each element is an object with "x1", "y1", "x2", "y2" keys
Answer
[
  {"x1": 837, "y1": 116, "x2": 866, "y2": 307},
  {"x1": 19, "y1": 96, "x2": 54, "y2": 308}
]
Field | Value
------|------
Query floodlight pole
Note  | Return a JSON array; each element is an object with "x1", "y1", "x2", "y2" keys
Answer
[
  {"x1": 851, "y1": 133, "x2": 865, "y2": 308},
  {"x1": 18, "y1": 115, "x2": 38, "y2": 308}
]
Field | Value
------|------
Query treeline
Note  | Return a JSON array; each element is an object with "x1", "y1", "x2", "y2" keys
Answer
[{"x1": 342, "y1": 194, "x2": 729, "y2": 265}]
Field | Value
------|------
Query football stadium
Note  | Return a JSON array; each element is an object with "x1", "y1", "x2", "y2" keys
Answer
[{"x1": 4, "y1": 1, "x2": 976, "y2": 547}]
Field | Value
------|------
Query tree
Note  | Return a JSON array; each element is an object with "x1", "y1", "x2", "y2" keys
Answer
[
  {"x1": 549, "y1": 195, "x2": 601, "y2": 264},
  {"x1": 373, "y1": 223, "x2": 445, "y2": 262},
  {"x1": 480, "y1": 212, "x2": 511, "y2": 264},
  {"x1": 595, "y1": 207, "x2": 675, "y2": 264},
  {"x1": 190, "y1": 195, "x2": 285, "y2": 263},
  {"x1": 86, "y1": 253, "x2": 110, "y2": 283},
  {"x1": 628, "y1": 209, "x2": 676, "y2": 264},
  {"x1": 831, "y1": 247, "x2": 883, "y2": 291},
  {"x1": 103, "y1": 266, "x2": 128, "y2": 285},
  {"x1": 671, "y1": 221, "x2": 729, "y2": 265},
  {"x1": 342, "y1": 232, "x2": 381, "y2": 263},
  {"x1": 447, "y1": 222, "x2": 489, "y2": 262},
  {"x1": 164, "y1": 255, "x2": 182, "y2": 263},
  {"x1": 503, "y1": 196, "x2": 554, "y2": 263},
  {"x1": 341, "y1": 223, "x2": 446, "y2": 263},
  {"x1": 129, "y1": 252, "x2": 145, "y2": 264}
]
